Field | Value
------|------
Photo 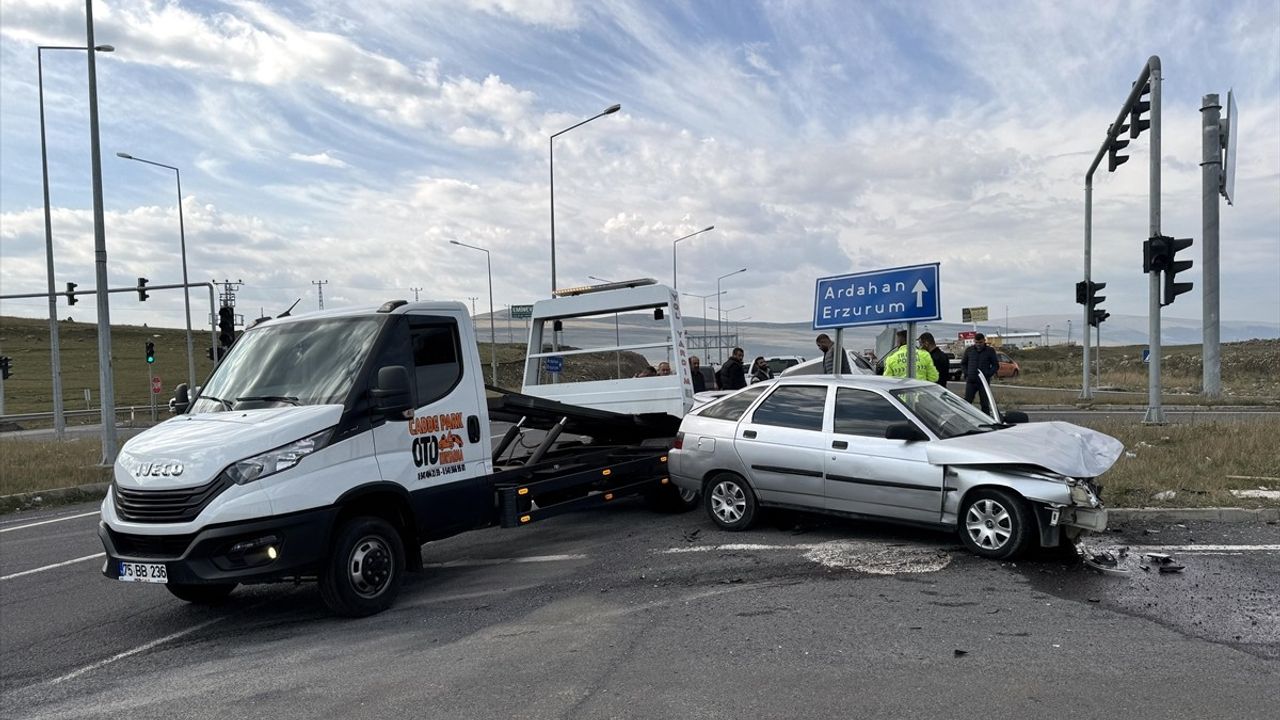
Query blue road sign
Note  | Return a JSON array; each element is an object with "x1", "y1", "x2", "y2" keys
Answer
[
  {"x1": 544, "y1": 356, "x2": 563, "y2": 373},
  {"x1": 1142, "y1": 348, "x2": 1150, "y2": 364},
  {"x1": 813, "y1": 263, "x2": 941, "y2": 330}
]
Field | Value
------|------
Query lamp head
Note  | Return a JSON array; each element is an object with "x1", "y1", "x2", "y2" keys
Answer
[
  {"x1": 115, "y1": 152, "x2": 133, "y2": 159},
  {"x1": 604, "y1": 104, "x2": 621, "y2": 114},
  {"x1": 95, "y1": 45, "x2": 115, "y2": 52}
]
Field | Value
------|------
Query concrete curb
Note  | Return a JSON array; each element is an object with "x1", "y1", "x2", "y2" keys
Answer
[
  {"x1": 1109, "y1": 507, "x2": 1280, "y2": 523},
  {"x1": 0, "y1": 483, "x2": 109, "y2": 514}
]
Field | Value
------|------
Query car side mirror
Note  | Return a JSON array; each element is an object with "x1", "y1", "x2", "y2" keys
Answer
[
  {"x1": 885, "y1": 422, "x2": 928, "y2": 442},
  {"x1": 372, "y1": 365, "x2": 413, "y2": 417},
  {"x1": 1002, "y1": 410, "x2": 1029, "y2": 424}
]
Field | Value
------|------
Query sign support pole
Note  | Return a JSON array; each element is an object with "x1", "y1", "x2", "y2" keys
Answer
[
  {"x1": 833, "y1": 328, "x2": 843, "y2": 378},
  {"x1": 906, "y1": 322, "x2": 916, "y2": 379}
]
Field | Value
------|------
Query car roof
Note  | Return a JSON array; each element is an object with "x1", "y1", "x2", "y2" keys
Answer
[{"x1": 769, "y1": 374, "x2": 935, "y2": 392}]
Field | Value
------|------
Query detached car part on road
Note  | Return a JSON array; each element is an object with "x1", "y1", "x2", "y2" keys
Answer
[{"x1": 669, "y1": 376, "x2": 1121, "y2": 559}]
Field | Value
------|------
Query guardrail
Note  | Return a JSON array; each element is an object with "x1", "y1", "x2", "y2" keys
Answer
[{"x1": 0, "y1": 406, "x2": 154, "y2": 425}]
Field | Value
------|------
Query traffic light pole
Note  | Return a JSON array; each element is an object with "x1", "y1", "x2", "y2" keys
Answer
[
  {"x1": 1144, "y1": 59, "x2": 1165, "y2": 425},
  {"x1": 147, "y1": 362, "x2": 155, "y2": 422}
]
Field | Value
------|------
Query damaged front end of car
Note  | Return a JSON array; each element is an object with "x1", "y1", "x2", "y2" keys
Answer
[{"x1": 942, "y1": 464, "x2": 1110, "y2": 548}]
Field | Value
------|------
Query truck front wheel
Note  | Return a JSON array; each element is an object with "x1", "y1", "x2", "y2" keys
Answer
[{"x1": 319, "y1": 516, "x2": 405, "y2": 617}]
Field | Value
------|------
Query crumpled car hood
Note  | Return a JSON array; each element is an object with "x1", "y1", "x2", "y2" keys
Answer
[{"x1": 925, "y1": 421, "x2": 1124, "y2": 478}]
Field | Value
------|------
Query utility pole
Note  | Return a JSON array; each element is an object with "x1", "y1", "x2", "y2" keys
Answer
[
  {"x1": 312, "y1": 279, "x2": 328, "y2": 310},
  {"x1": 1201, "y1": 91, "x2": 1233, "y2": 397},
  {"x1": 410, "y1": 286, "x2": 422, "y2": 302},
  {"x1": 468, "y1": 296, "x2": 478, "y2": 316}
]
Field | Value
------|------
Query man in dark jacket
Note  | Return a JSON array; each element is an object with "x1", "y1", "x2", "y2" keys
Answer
[
  {"x1": 717, "y1": 347, "x2": 748, "y2": 390},
  {"x1": 689, "y1": 356, "x2": 707, "y2": 393},
  {"x1": 961, "y1": 333, "x2": 999, "y2": 414},
  {"x1": 918, "y1": 332, "x2": 951, "y2": 388}
]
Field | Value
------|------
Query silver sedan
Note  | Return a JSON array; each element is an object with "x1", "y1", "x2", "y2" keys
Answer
[{"x1": 668, "y1": 375, "x2": 1120, "y2": 559}]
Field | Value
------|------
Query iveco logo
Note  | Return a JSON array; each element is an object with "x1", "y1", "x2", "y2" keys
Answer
[{"x1": 137, "y1": 462, "x2": 184, "y2": 478}]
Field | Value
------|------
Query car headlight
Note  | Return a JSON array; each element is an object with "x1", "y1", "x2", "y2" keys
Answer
[
  {"x1": 1070, "y1": 483, "x2": 1101, "y2": 508},
  {"x1": 222, "y1": 428, "x2": 335, "y2": 485}
]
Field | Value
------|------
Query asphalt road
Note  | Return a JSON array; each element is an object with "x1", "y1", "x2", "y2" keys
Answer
[{"x1": 1, "y1": 501, "x2": 1277, "y2": 719}]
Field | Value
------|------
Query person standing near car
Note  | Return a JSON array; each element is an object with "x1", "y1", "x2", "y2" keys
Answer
[
  {"x1": 918, "y1": 332, "x2": 951, "y2": 388},
  {"x1": 749, "y1": 356, "x2": 772, "y2": 384},
  {"x1": 689, "y1": 356, "x2": 707, "y2": 393},
  {"x1": 962, "y1": 332, "x2": 1000, "y2": 413},
  {"x1": 883, "y1": 330, "x2": 938, "y2": 382},
  {"x1": 717, "y1": 347, "x2": 748, "y2": 390},
  {"x1": 815, "y1": 333, "x2": 851, "y2": 374}
]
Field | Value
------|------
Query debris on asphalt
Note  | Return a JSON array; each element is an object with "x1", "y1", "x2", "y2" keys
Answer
[
  {"x1": 953, "y1": 649, "x2": 968, "y2": 657},
  {"x1": 683, "y1": 528, "x2": 701, "y2": 542},
  {"x1": 1138, "y1": 552, "x2": 1186, "y2": 574}
]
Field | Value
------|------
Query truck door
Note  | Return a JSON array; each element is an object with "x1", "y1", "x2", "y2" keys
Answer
[{"x1": 370, "y1": 312, "x2": 491, "y2": 537}]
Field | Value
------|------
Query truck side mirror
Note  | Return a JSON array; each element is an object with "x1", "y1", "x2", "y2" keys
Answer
[
  {"x1": 372, "y1": 366, "x2": 413, "y2": 417},
  {"x1": 885, "y1": 422, "x2": 928, "y2": 442},
  {"x1": 653, "y1": 308, "x2": 664, "y2": 320},
  {"x1": 170, "y1": 383, "x2": 190, "y2": 415},
  {"x1": 1002, "y1": 410, "x2": 1030, "y2": 424}
]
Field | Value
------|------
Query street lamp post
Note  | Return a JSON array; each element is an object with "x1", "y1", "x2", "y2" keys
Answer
[
  {"x1": 116, "y1": 152, "x2": 196, "y2": 391},
  {"x1": 450, "y1": 240, "x2": 497, "y2": 385},
  {"x1": 716, "y1": 268, "x2": 747, "y2": 362},
  {"x1": 39, "y1": 43, "x2": 113, "y2": 439},
  {"x1": 671, "y1": 225, "x2": 714, "y2": 291},
  {"x1": 549, "y1": 103, "x2": 620, "y2": 295}
]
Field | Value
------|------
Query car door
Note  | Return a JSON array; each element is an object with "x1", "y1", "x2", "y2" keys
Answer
[
  {"x1": 824, "y1": 387, "x2": 943, "y2": 523},
  {"x1": 732, "y1": 384, "x2": 830, "y2": 510},
  {"x1": 370, "y1": 312, "x2": 490, "y2": 536}
]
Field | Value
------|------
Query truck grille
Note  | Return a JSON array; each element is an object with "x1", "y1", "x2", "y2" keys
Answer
[
  {"x1": 113, "y1": 474, "x2": 233, "y2": 524},
  {"x1": 107, "y1": 528, "x2": 197, "y2": 559}
]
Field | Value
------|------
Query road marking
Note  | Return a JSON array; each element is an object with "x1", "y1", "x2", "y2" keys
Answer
[
  {"x1": 0, "y1": 553, "x2": 105, "y2": 581},
  {"x1": 661, "y1": 543, "x2": 826, "y2": 554},
  {"x1": 423, "y1": 553, "x2": 589, "y2": 568},
  {"x1": 1128, "y1": 544, "x2": 1280, "y2": 553},
  {"x1": 0, "y1": 511, "x2": 99, "y2": 533},
  {"x1": 47, "y1": 616, "x2": 226, "y2": 686}
]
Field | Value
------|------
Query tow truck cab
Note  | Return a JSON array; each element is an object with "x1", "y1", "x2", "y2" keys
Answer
[{"x1": 101, "y1": 289, "x2": 693, "y2": 617}]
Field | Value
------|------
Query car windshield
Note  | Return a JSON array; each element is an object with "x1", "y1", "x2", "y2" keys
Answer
[
  {"x1": 889, "y1": 384, "x2": 997, "y2": 439},
  {"x1": 192, "y1": 316, "x2": 384, "y2": 413}
]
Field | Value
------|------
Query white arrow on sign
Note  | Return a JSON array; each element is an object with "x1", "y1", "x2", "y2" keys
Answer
[{"x1": 912, "y1": 279, "x2": 928, "y2": 308}]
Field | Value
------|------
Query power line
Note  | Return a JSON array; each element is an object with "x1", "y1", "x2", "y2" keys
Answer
[{"x1": 312, "y1": 279, "x2": 329, "y2": 310}]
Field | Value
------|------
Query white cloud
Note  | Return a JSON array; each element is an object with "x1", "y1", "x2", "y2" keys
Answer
[{"x1": 288, "y1": 152, "x2": 349, "y2": 168}]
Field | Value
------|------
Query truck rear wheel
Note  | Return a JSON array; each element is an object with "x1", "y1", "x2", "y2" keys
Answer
[
  {"x1": 166, "y1": 582, "x2": 236, "y2": 605},
  {"x1": 319, "y1": 516, "x2": 405, "y2": 617}
]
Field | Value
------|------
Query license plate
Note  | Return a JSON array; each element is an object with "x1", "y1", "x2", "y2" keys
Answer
[{"x1": 118, "y1": 561, "x2": 168, "y2": 584}]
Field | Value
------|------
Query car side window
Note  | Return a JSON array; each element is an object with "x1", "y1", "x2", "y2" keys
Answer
[
  {"x1": 834, "y1": 388, "x2": 909, "y2": 438},
  {"x1": 409, "y1": 317, "x2": 463, "y2": 406},
  {"x1": 699, "y1": 386, "x2": 767, "y2": 421},
  {"x1": 750, "y1": 385, "x2": 827, "y2": 431}
]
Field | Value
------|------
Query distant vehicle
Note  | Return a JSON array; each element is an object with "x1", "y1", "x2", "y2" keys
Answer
[
  {"x1": 765, "y1": 356, "x2": 805, "y2": 376},
  {"x1": 670, "y1": 375, "x2": 1118, "y2": 559},
  {"x1": 779, "y1": 350, "x2": 874, "y2": 377},
  {"x1": 996, "y1": 352, "x2": 1020, "y2": 379}
]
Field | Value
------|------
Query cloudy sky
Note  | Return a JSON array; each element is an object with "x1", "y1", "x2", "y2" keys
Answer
[{"x1": 1, "y1": 0, "x2": 1277, "y2": 335}]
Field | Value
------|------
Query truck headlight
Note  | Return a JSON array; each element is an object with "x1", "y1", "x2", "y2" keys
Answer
[{"x1": 222, "y1": 428, "x2": 335, "y2": 485}]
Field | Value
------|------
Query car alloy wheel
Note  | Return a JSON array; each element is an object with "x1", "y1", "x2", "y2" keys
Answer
[
  {"x1": 711, "y1": 479, "x2": 747, "y2": 524},
  {"x1": 965, "y1": 498, "x2": 1013, "y2": 551}
]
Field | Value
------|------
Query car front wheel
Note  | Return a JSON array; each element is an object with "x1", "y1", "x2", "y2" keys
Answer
[
  {"x1": 959, "y1": 488, "x2": 1033, "y2": 560},
  {"x1": 704, "y1": 473, "x2": 757, "y2": 531}
]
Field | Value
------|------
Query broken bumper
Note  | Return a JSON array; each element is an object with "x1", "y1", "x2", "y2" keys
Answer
[{"x1": 1057, "y1": 506, "x2": 1108, "y2": 533}]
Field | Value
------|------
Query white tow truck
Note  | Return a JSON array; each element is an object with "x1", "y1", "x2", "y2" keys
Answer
[{"x1": 100, "y1": 280, "x2": 696, "y2": 616}]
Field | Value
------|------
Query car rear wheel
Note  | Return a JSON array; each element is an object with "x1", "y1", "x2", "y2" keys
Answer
[
  {"x1": 704, "y1": 473, "x2": 757, "y2": 531},
  {"x1": 646, "y1": 482, "x2": 701, "y2": 513},
  {"x1": 959, "y1": 488, "x2": 1033, "y2": 560},
  {"x1": 166, "y1": 582, "x2": 236, "y2": 605},
  {"x1": 319, "y1": 516, "x2": 405, "y2": 617}
]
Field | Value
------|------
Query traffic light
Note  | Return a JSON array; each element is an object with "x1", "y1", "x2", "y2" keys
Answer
[
  {"x1": 1144, "y1": 235, "x2": 1195, "y2": 307},
  {"x1": 1129, "y1": 81, "x2": 1151, "y2": 139},
  {"x1": 1090, "y1": 308, "x2": 1111, "y2": 327},
  {"x1": 218, "y1": 306, "x2": 236, "y2": 348},
  {"x1": 66, "y1": 282, "x2": 78, "y2": 305},
  {"x1": 1107, "y1": 123, "x2": 1130, "y2": 172},
  {"x1": 0, "y1": 356, "x2": 11, "y2": 380},
  {"x1": 1077, "y1": 279, "x2": 1108, "y2": 326},
  {"x1": 137, "y1": 277, "x2": 149, "y2": 302},
  {"x1": 145, "y1": 341, "x2": 155, "y2": 364}
]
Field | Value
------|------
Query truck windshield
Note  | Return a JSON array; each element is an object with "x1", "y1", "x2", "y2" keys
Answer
[
  {"x1": 192, "y1": 317, "x2": 384, "y2": 412},
  {"x1": 889, "y1": 384, "x2": 996, "y2": 439}
]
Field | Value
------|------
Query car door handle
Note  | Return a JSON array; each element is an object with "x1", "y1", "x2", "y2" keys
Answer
[
  {"x1": 742, "y1": 430, "x2": 757, "y2": 439},
  {"x1": 831, "y1": 440, "x2": 848, "y2": 450}
]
